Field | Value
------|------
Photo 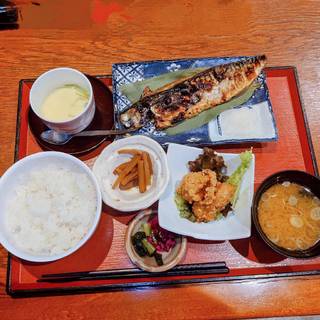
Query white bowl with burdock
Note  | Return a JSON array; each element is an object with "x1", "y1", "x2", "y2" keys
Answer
[{"x1": 92, "y1": 135, "x2": 170, "y2": 212}]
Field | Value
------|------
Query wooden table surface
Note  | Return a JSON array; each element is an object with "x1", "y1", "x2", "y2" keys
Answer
[{"x1": 1, "y1": 0, "x2": 320, "y2": 319}]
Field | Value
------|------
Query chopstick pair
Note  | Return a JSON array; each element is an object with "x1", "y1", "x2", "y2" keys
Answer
[{"x1": 38, "y1": 262, "x2": 229, "y2": 283}]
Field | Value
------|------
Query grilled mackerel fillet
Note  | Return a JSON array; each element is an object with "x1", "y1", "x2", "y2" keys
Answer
[{"x1": 120, "y1": 55, "x2": 267, "y2": 130}]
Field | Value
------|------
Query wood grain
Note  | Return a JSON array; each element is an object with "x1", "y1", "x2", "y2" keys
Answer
[{"x1": 0, "y1": 0, "x2": 320, "y2": 318}]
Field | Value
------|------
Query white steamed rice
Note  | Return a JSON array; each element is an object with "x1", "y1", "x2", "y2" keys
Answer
[{"x1": 4, "y1": 165, "x2": 97, "y2": 256}]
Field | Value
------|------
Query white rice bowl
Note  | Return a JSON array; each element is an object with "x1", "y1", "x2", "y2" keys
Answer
[{"x1": 0, "y1": 152, "x2": 102, "y2": 262}]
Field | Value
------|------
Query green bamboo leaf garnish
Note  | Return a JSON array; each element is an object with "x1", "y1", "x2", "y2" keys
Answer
[
  {"x1": 119, "y1": 68, "x2": 206, "y2": 103},
  {"x1": 165, "y1": 82, "x2": 260, "y2": 136},
  {"x1": 119, "y1": 68, "x2": 260, "y2": 136}
]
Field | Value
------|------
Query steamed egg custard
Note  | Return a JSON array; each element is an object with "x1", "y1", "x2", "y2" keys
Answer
[
  {"x1": 40, "y1": 84, "x2": 89, "y2": 121},
  {"x1": 258, "y1": 182, "x2": 320, "y2": 251}
]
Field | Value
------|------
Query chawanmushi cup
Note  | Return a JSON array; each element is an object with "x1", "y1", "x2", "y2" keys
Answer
[{"x1": 29, "y1": 67, "x2": 95, "y2": 134}]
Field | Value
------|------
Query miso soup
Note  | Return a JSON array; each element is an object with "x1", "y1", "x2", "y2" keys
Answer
[{"x1": 258, "y1": 182, "x2": 320, "y2": 251}]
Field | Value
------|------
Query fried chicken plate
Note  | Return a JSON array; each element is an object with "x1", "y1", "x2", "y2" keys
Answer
[{"x1": 177, "y1": 169, "x2": 235, "y2": 222}]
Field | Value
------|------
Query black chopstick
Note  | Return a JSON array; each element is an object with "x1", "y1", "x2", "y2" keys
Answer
[
  {"x1": 42, "y1": 262, "x2": 227, "y2": 277},
  {"x1": 38, "y1": 262, "x2": 229, "y2": 283}
]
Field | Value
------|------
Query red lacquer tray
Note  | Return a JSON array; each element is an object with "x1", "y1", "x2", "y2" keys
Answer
[{"x1": 6, "y1": 67, "x2": 319, "y2": 296}]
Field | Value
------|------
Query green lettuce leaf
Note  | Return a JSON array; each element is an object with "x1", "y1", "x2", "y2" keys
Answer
[
  {"x1": 174, "y1": 192, "x2": 196, "y2": 222},
  {"x1": 227, "y1": 150, "x2": 253, "y2": 206}
]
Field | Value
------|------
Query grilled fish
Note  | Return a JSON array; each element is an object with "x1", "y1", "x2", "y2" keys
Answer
[{"x1": 119, "y1": 55, "x2": 267, "y2": 130}]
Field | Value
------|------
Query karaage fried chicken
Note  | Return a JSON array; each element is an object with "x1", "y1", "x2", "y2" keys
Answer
[
  {"x1": 177, "y1": 169, "x2": 236, "y2": 222},
  {"x1": 177, "y1": 169, "x2": 217, "y2": 204}
]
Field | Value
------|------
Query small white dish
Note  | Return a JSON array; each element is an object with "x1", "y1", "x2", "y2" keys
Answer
[
  {"x1": 0, "y1": 152, "x2": 102, "y2": 262},
  {"x1": 29, "y1": 67, "x2": 95, "y2": 134},
  {"x1": 125, "y1": 209, "x2": 187, "y2": 272},
  {"x1": 208, "y1": 101, "x2": 277, "y2": 142},
  {"x1": 93, "y1": 135, "x2": 170, "y2": 212},
  {"x1": 158, "y1": 143, "x2": 255, "y2": 241}
]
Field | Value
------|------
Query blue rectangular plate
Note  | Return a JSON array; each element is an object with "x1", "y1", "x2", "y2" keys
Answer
[{"x1": 112, "y1": 56, "x2": 278, "y2": 145}]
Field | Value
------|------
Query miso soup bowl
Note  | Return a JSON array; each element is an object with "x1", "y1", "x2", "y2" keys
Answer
[
  {"x1": 29, "y1": 67, "x2": 95, "y2": 134},
  {"x1": 252, "y1": 170, "x2": 320, "y2": 259}
]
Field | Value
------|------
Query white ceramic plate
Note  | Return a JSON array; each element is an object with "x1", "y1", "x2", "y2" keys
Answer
[
  {"x1": 158, "y1": 143, "x2": 255, "y2": 240},
  {"x1": 93, "y1": 135, "x2": 170, "y2": 212}
]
